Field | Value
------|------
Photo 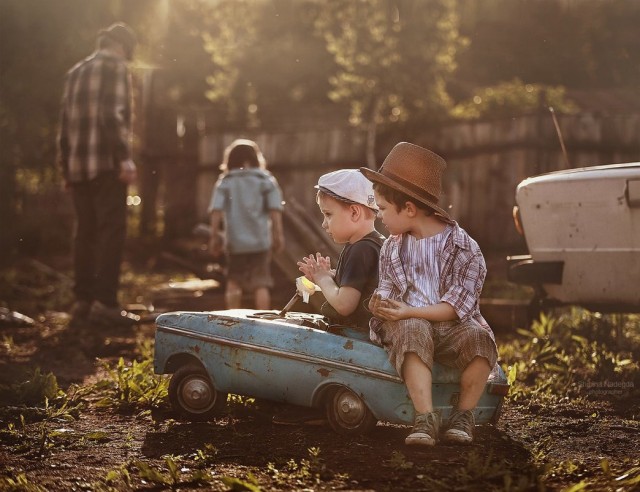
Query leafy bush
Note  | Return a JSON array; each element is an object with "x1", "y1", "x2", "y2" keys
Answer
[
  {"x1": 0, "y1": 368, "x2": 62, "y2": 407},
  {"x1": 452, "y1": 78, "x2": 577, "y2": 119},
  {"x1": 499, "y1": 309, "x2": 639, "y2": 404},
  {"x1": 91, "y1": 345, "x2": 169, "y2": 412}
]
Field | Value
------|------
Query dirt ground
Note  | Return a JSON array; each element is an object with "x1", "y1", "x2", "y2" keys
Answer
[{"x1": 1, "y1": 256, "x2": 639, "y2": 491}]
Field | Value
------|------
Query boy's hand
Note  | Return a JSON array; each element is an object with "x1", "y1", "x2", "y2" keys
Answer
[
  {"x1": 370, "y1": 295, "x2": 411, "y2": 321},
  {"x1": 369, "y1": 293, "x2": 391, "y2": 317},
  {"x1": 297, "y1": 253, "x2": 331, "y2": 283}
]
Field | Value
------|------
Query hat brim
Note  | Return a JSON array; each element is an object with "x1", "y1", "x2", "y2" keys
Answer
[
  {"x1": 315, "y1": 185, "x2": 378, "y2": 211},
  {"x1": 360, "y1": 167, "x2": 451, "y2": 220}
]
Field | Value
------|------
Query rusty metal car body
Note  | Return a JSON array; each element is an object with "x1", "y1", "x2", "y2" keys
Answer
[{"x1": 154, "y1": 309, "x2": 508, "y2": 435}]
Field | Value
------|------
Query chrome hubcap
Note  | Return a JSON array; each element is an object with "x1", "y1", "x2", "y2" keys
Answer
[
  {"x1": 335, "y1": 389, "x2": 365, "y2": 425},
  {"x1": 180, "y1": 376, "x2": 213, "y2": 411}
]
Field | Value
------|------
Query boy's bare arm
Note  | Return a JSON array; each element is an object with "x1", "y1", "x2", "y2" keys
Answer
[
  {"x1": 371, "y1": 295, "x2": 457, "y2": 322},
  {"x1": 298, "y1": 253, "x2": 360, "y2": 316},
  {"x1": 316, "y1": 280, "x2": 362, "y2": 316},
  {"x1": 270, "y1": 210, "x2": 285, "y2": 253}
]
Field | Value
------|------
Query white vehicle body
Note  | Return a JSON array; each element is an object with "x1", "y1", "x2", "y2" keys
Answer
[{"x1": 509, "y1": 162, "x2": 640, "y2": 312}]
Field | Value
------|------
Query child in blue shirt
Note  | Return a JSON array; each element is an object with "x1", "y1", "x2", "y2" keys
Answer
[{"x1": 208, "y1": 139, "x2": 284, "y2": 310}]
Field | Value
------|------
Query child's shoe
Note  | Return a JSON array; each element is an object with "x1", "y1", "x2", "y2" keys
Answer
[
  {"x1": 405, "y1": 410, "x2": 441, "y2": 446},
  {"x1": 443, "y1": 409, "x2": 475, "y2": 445}
]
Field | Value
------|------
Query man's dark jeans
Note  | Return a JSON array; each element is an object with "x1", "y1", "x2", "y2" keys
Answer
[{"x1": 71, "y1": 172, "x2": 127, "y2": 307}]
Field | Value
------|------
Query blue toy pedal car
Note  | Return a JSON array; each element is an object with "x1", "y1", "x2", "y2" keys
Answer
[{"x1": 154, "y1": 309, "x2": 508, "y2": 435}]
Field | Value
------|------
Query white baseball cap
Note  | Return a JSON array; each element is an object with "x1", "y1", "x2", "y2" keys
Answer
[{"x1": 315, "y1": 169, "x2": 378, "y2": 211}]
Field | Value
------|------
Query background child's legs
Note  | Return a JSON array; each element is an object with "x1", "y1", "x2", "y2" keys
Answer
[
  {"x1": 402, "y1": 352, "x2": 433, "y2": 413},
  {"x1": 226, "y1": 251, "x2": 273, "y2": 309},
  {"x1": 225, "y1": 279, "x2": 242, "y2": 309},
  {"x1": 254, "y1": 286, "x2": 270, "y2": 310}
]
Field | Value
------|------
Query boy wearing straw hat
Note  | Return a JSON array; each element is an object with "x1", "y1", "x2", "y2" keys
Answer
[{"x1": 360, "y1": 142, "x2": 498, "y2": 446}]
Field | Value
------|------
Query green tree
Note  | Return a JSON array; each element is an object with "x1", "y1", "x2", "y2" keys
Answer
[
  {"x1": 315, "y1": 0, "x2": 463, "y2": 166},
  {"x1": 194, "y1": 0, "x2": 336, "y2": 129},
  {"x1": 454, "y1": 0, "x2": 640, "y2": 92}
]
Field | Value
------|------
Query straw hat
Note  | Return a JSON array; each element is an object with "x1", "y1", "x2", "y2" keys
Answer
[{"x1": 360, "y1": 142, "x2": 450, "y2": 219}]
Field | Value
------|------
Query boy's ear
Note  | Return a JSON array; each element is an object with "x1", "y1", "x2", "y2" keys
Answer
[
  {"x1": 404, "y1": 201, "x2": 417, "y2": 217},
  {"x1": 350, "y1": 204, "x2": 361, "y2": 220}
]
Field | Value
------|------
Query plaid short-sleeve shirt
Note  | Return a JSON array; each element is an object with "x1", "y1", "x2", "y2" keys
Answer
[{"x1": 57, "y1": 49, "x2": 132, "y2": 183}]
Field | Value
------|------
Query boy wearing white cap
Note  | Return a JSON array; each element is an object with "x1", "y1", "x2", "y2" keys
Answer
[
  {"x1": 298, "y1": 169, "x2": 385, "y2": 329},
  {"x1": 273, "y1": 169, "x2": 384, "y2": 426}
]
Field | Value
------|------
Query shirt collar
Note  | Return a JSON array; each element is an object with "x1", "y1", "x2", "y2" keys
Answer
[
  {"x1": 389, "y1": 222, "x2": 471, "y2": 251},
  {"x1": 96, "y1": 48, "x2": 126, "y2": 61}
]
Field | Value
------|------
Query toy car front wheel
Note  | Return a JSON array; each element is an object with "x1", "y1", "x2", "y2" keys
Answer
[
  {"x1": 168, "y1": 364, "x2": 227, "y2": 421},
  {"x1": 325, "y1": 386, "x2": 377, "y2": 435}
]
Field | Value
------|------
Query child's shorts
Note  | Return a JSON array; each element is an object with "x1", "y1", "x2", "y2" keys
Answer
[
  {"x1": 375, "y1": 318, "x2": 498, "y2": 379},
  {"x1": 227, "y1": 251, "x2": 274, "y2": 291}
]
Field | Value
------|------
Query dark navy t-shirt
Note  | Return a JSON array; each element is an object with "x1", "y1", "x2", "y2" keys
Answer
[{"x1": 321, "y1": 230, "x2": 385, "y2": 329}]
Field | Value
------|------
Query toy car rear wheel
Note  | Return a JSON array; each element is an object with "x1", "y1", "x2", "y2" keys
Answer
[
  {"x1": 168, "y1": 364, "x2": 227, "y2": 421},
  {"x1": 325, "y1": 386, "x2": 377, "y2": 435}
]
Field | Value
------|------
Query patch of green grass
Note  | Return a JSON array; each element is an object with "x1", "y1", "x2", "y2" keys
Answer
[
  {"x1": 94, "y1": 456, "x2": 214, "y2": 491},
  {"x1": 384, "y1": 450, "x2": 413, "y2": 470},
  {"x1": 0, "y1": 472, "x2": 47, "y2": 492},
  {"x1": 0, "y1": 372, "x2": 85, "y2": 458},
  {"x1": 267, "y1": 447, "x2": 327, "y2": 488},
  {"x1": 499, "y1": 309, "x2": 639, "y2": 405},
  {"x1": 1, "y1": 368, "x2": 61, "y2": 406},
  {"x1": 88, "y1": 341, "x2": 169, "y2": 412},
  {"x1": 543, "y1": 458, "x2": 640, "y2": 491},
  {"x1": 193, "y1": 443, "x2": 220, "y2": 466},
  {"x1": 412, "y1": 448, "x2": 541, "y2": 492},
  {"x1": 498, "y1": 308, "x2": 639, "y2": 491}
]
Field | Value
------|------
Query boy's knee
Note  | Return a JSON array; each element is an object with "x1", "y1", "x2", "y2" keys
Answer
[{"x1": 459, "y1": 355, "x2": 492, "y2": 378}]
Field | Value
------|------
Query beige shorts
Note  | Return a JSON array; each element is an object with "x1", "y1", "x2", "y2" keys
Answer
[{"x1": 374, "y1": 318, "x2": 498, "y2": 379}]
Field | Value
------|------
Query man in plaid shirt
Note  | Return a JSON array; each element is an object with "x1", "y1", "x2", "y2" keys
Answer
[{"x1": 58, "y1": 22, "x2": 139, "y2": 329}]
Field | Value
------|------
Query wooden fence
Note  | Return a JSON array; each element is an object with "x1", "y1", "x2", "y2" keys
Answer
[
  {"x1": 193, "y1": 111, "x2": 640, "y2": 253},
  {"x1": 21, "y1": 110, "x2": 639, "y2": 258}
]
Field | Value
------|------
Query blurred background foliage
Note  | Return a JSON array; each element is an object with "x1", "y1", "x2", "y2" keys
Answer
[{"x1": 1, "y1": 0, "x2": 639, "y2": 260}]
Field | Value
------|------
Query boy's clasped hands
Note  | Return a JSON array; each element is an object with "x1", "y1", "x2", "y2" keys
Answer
[
  {"x1": 298, "y1": 253, "x2": 412, "y2": 322},
  {"x1": 297, "y1": 253, "x2": 335, "y2": 284}
]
